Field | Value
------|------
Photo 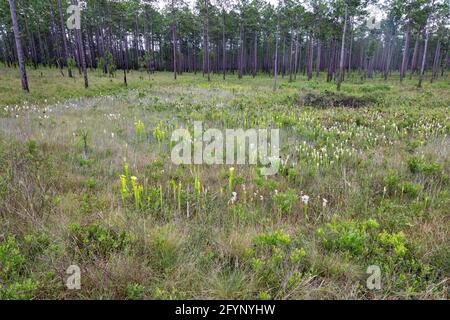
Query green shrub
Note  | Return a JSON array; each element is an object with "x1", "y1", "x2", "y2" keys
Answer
[
  {"x1": 273, "y1": 189, "x2": 297, "y2": 214},
  {"x1": 407, "y1": 157, "x2": 444, "y2": 178},
  {"x1": 26, "y1": 139, "x2": 37, "y2": 155},
  {"x1": 407, "y1": 157, "x2": 422, "y2": 174},
  {"x1": 384, "y1": 172, "x2": 400, "y2": 194},
  {"x1": 255, "y1": 231, "x2": 291, "y2": 247},
  {"x1": 68, "y1": 223, "x2": 132, "y2": 257},
  {"x1": 125, "y1": 283, "x2": 145, "y2": 300},
  {"x1": 317, "y1": 219, "x2": 379, "y2": 255},
  {"x1": 378, "y1": 231, "x2": 408, "y2": 257},
  {"x1": 0, "y1": 236, "x2": 41, "y2": 300},
  {"x1": 401, "y1": 182, "x2": 421, "y2": 198},
  {"x1": 0, "y1": 278, "x2": 41, "y2": 300},
  {"x1": 0, "y1": 236, "x2": 25, "y2": 281}
]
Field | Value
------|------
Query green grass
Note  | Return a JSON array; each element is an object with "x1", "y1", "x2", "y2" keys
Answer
[{"x1": 0, "y1": 67, "x2": 449, "y2": 299}]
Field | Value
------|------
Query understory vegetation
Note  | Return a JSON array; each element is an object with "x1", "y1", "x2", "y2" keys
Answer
[{"x1": 0, "y1": 68, "x2": 449, "y2": 300}]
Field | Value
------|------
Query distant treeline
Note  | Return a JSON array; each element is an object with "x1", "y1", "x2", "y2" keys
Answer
[{"x1": 1, "y1": 0, "x2": 449, "y2": 92}]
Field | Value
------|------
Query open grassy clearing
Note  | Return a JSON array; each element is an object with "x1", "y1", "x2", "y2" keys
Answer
[{"x1": 0, "y1": 68, "x2": 449, "y2": 299}]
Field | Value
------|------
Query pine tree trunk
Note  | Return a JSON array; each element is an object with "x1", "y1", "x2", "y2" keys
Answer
[
  {"x1": 151, "y1": 23, "x2": 156, "y2": 72},
  {"x1": 400, "y1": 21, "x2": 411, "y2": 82},
  {"x1": 73, "y1": 0, "x2": 88, "y2": 88},
  {"x1": 337, "y1": 5, "x2": 348, "y2": 91},
  {"x1": 409, "y1": 32, "x2": 420, "y2": 79},
  {"x1": 134, "y1": 13, "x2": 139, "y2": 70},
  {"x1": 36, "y1": 23, "x2": 48, "y2": 66},
  {"x1": 327, "y1": 39, "x2": 335, "y2": 82},
  {"x1": 121, "y1": 15, "x2": 128, "y2": 86},
  {"x1": 418, "y1": 30, "x2": 429, "y2": 88},
  {"x1": 347, "y1": 17, "x2": 353, "y2": 76},
  {"x1": 253, "y1": 31, "x2": 257, "y2": 78},
  {"x1": 384, "y1": 38, "x2": 394, "y2": 81},
  {"x1": 204, "y1": 0, "x2": 210, "y2": 81},
  {"x1": 316, "y1": 39, "x2": 321, "y2": 78},
  {"x1": 297, "y1": 41, "x2": 302, "y2": 77},
  {"x1": 307, "y1": 35, "x2": 313, "y2": 81},
  {"x1": 281, "y1": 36, "x2": 286, "y2": 77},
  {"x1": 24, "y1": 18, "x2": 37, "y2": 69},
  {"x1": 289, "y1": 31, "x2": 294, "y2": 82},
  {"x1": 0, "y1": 36, "x2": 5, "y2": 66},
  {"x1": 294, "y1": 34, "x2": 298, "y2": 80},
  {"x1": 48, "y1": 3, "x2": 64, "y2": 72},
  {"x1": 238, "y1": 23, "x2": 243, "y2": 79},
  {"x1": 273, "y1": 23, "x2": 279, "y2": 92},
  {"x1": 431, "y1": 39, "x2": 441, "y2": 83},
  {"x1": 144, "y1": 11, "x2": 151, "y2": 74},
  {"x1": 57, "y1": 0, "x2": 72, "y2": 77},
  {"x1": 8, "y1": 0, "x2": 29, "y2": 92},
  {"x1": 441, "y1": 49, "x2": 448, "y2": 77},
  {"x1": 418, "y1": 1, "x2": 435, "y2": 88},
  {"x1": 96, "y1": 0, "x2": 104, "y2": 63},
  {"x1": 172, "y1": 0, "x2": 177, "y2": 80},
  {"x1": 222, "y1": 9, "x2": 226, "y2": 80}
]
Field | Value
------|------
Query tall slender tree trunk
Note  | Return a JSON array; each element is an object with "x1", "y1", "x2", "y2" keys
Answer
[
  {"x1": 409, "y1": 31, "x2": 420, "y2": 79},
  {"x1": 151, "y1": 26, "x2": 156, "y2": 72},
  {"x1": 134, "y1": 13, "x2": 139, "y2": 70},
  {"x1": 418, "y1": 29, "x2": 430, "y2": 88},
  {"x1": 418, "y1": 1, "x2": 435, "y2": 88},
  {"x1": 72, "y1": 0, "x2": 88, "y2": 88},
  {"x1": 8, "y1": 0, "x2": 29, "y2": 92},
  {"x1": 0, "y1": 26, "x2": 12, "y2": 67},
  {"x1": 0, "y1": 36, "x2": 5, "y2": 66},
  {"x1": 230, "y1": 42, "x2": 234, "y2": 74},
  {"x1": 273, "y1": 23, "x2": 279, "y2": 92},
  {"x1": 95, "y1": 0, "x2": 104, "y2": 65},
  {"x1": 238, "y1": 23, "x2": 243, "y2": 79},
  {"x1": 294, "y1": 33, "x2": 299, "y2": 80},
  {"x1": 121, "y1": 15, "x2": 128, "y2": 86},
  {"x1": 431, "y1": 39, "x2": 441, "y2": 83},
  {"x1": 24, "y1": 18, "x2": 37, "y2": 69},
  {"x1": 253, "y1": 31, "x2": 257, "y2": 78},
  {"x1": 57, "y1": 0, "x2": 73, "y2": 77},
  {"x1": 337, "y1": 5, "x2": 348, "y2": 91},
  {"x1": 348, "y1": 17, "x2": 353, "y2": 77},
  {"x1": 441, "y1": 48, "x2": 448, "y2": 77},
  {"x1": 400, "y1": 21, "x2": 411, "y2": 83},
  {"x1": 222, "y1": 9, "x2": 226, "y2": 80},
  {"x1": 48, "y1": 3, "x2": 64, "y2": 72},
  {"x1": 172, "y1": 0, "x2": 177, "y2": 80},
  {"x1": 106, "y1": 0, "x2": 113, "y2": 55},
  {"x1": 281, "y1": 36, "x2": 286, "y2": 77},
  {"x1": 204, "y1": 0, "x2": 210, "y2": 81},
  {"x1": 316, "y1": 39, "x2": 321, "y2": 78},
  {"x1": 384, "y1": 36, "x2": 394, "y2": 81},
  {"x1": 144, "y1": 11, "x2": 151, "y2": 74},
  {"x1": 298, "y1": 41, "x2": 302, "y2": 76},
  {"x1": 289, "y1": 31, "x2": 294, "y2": 81},
  {"x1": 307, "y1": 35, "x2": 313, "y2": 80},
  {"x1": 327, "y1": 38, "x2": 335, "y2": 82}
]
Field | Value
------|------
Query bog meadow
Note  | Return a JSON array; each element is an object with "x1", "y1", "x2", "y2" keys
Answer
[{"x1": 0, "y1": 0, "x2": 449, "y2": 300}]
